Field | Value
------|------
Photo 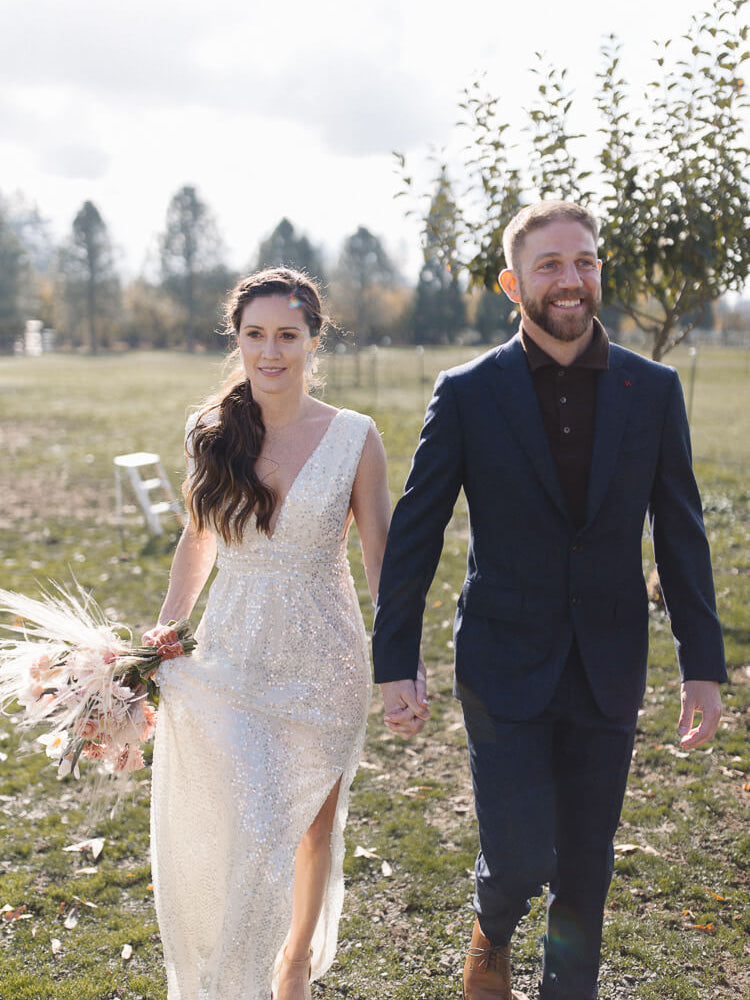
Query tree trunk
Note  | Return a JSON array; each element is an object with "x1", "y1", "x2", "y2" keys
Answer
[
  {"x1": 87, "y1": 271, "x2": 97, "y2": 354},
  {"x1": 186, "y1": 269, "x2": 195, "y2": 352}
]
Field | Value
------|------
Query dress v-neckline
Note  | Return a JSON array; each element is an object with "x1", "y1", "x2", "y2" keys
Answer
[{"x1": 265, "y1": 409, "x2": 344, "y2": 539}]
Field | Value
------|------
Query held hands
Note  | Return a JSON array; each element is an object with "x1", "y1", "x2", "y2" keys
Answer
[
  {"x1": 380, "y1": 657, "x2": 430, "y2": 740},
  {"x1": 678, "y1": 680, "x2": 722, "y2": 749}
]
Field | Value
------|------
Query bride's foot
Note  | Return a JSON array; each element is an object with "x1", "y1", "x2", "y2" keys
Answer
[{"x1": 276, "y1": 946, "x2": 312, "y2": 1000}]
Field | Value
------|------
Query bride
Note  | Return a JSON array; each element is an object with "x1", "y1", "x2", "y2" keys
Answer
[{"x1": 143, "y1": 268, "x2": 393, "y2": 1000}]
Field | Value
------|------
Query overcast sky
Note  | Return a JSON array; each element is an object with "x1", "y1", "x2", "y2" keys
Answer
[{"x1": 2, "y1": 0, "x2": 745, "y2": 280}]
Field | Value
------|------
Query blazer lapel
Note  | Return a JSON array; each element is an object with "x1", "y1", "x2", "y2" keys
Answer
[
  {"x1": 490, "y1": 336, "x2": 571, "y2": 522},
  {"x1": 585, "y1": 346, "x2": 635, "y2": 527}
]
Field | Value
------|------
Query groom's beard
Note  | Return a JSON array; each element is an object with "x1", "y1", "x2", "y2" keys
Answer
[{"x1": 520, "y1": 283, "x2": 601, "y2": 343}]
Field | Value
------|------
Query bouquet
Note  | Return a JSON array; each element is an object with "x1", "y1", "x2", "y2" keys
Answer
[{"x1": 0, "y1": 583, "x2": 195, "y2": 777}]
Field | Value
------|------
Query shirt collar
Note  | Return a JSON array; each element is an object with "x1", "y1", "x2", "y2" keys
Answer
[{"x1": 521, "y1": 317, "x2": 610, "y2": 372}]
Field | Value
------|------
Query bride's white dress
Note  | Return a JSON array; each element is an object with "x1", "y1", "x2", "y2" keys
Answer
[{"x1": 150, "y1": 408, "x2": 373, "y2": 1000}]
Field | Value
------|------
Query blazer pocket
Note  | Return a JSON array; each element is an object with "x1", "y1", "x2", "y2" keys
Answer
[{"x1": 459, "y1": 580, "x2": 523, "y2": 623}]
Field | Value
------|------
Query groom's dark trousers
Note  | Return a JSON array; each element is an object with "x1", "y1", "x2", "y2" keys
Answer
[
  {"x1": 463, "y1": 640, "x2": 635, "y2": 998},
  {"x1": 372, "y1": 326, "x2": 726, "y2": 1000}
]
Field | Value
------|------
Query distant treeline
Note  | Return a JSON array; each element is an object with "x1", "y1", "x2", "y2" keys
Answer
[{"x1": 0, "y1": 187, "x2": 526, "y2": 355}]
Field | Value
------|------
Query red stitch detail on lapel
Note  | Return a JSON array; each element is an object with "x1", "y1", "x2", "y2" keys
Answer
[{"x1": 624, "y1": 380, "x2": 632, "y2": 387}]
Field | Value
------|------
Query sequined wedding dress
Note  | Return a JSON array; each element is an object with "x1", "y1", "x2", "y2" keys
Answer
[{"x1": 150, "y1": 408, "x2": 373, "y2": 1000}]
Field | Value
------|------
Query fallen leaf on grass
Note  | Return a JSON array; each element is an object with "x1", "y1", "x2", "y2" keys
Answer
[
  {"x1": 51, "y1": 938, "x2": 62, "y2": 955},
  {"x1": 63, "y1": 905, "x2": 78, "y2": 930},
  {"x1": 63, "y1": 838, "x2": 104, "y2": 859},
  {"x1": 721, "y1": 767, "x2": 745, "y2": 778},
  {"x1": 614, "y1": 843, "x2": 661, "y2": 857},
  {"x1": 706, "y1": 889, "x2": 725, "y2": 901},
  {"x1": 72, "y1": 896, "x2": 98, "y2": 909},
  {"x1": 688, "y1": 922, "x2": 715, "y2": 932},
  {"x1": 121, "y1": 943, "x2": 133, "y2": 960},
  {"x1": 655, "y1": 744, "x2": 690, "y2": 759},
  {"x1": 354, "y1": 845, "x2": 380, "y2": 860},
  {"x1": 381, "y1": 861, "x2": 393, "y2": 877},
  {"x1": 74, "y1": 867, "x2": 99, "y2": 875},
  {"x1": 400, "y1": 785, "x2": 429, "y2": 799},
  {"x1": 358, "y1": 760, "x2": 382, "y2": 771},
  {"x1": 743, "y1": 783, "x2": 750, "y2": 793},
  {"x1": 1, "y1": 904, "x2": 29, "y2": 922}
]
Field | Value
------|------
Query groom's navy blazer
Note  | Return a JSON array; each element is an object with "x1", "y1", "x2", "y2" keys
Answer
[{"x1": 372, "y1": 332, "x2": 726, "y2": 722}]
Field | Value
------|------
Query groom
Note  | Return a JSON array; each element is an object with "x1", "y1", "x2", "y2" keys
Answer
[{"x1": 372, "y1": 201, "x2": 726, "y2": 1000}]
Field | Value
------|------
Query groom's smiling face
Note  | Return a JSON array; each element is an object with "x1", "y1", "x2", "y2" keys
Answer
[{"x1": 512, "y1": 220, "x2": 602, "y2": 343}]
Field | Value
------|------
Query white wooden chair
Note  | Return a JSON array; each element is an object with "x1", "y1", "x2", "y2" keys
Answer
[{"x1": 114, "y1": 452, "x2": 184, "y2": 535}]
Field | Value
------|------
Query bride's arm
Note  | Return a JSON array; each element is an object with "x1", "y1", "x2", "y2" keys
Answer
[
  {"x1": 156, "y1": 523, "x2": 217, "y2": 624},
  {"x1": 142, "y1": 524, "x2": 217, "y2": 651},
  {"x1": 350, "y1": 423, "x2": 429, "y2": 737},
  {"x1": 350, "y1": 423, "x2": 391, "y2": 605}
]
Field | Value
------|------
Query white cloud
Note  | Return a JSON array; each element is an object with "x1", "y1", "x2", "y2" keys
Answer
[
  {"x1": 1, "y1": 0, "x2": 744, "y2": 279},
  {"x1": 40, "y1": 142, "x2": 110, "y2": 180},
  {"x1": 1, "y1": 0, "x2": 448, "y2": 160}
]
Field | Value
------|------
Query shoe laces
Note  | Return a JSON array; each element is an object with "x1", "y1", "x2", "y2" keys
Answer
[{"x1": 467, "y1": 942, "x2": 508, "y2": 971}]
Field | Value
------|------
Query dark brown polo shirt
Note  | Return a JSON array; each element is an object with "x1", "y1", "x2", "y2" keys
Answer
[{"x1": 521, "y1": 319, "x2": 610, "y2": 529}]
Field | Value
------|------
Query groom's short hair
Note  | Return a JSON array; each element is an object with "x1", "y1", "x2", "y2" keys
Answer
[{"x1": 503, "y1": 201, "x2": 599, "y2": 270}]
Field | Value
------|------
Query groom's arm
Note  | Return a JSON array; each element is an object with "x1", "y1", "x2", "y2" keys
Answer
[
  {"x1": 373, "y1": 372, "x2": 464, "y2": 687},
  {"x1": 647, "y1": 369, "x2": 726, "y2": 748}
]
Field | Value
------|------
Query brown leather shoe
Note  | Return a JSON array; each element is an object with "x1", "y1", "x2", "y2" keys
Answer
[{"x1": 462, "y1": 918, "x2": 511, "y2": 1000}]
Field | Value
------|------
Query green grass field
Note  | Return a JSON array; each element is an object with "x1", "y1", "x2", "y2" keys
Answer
[{"x1": 0, "y1": 345, "x2": 748, "y2": 1000}]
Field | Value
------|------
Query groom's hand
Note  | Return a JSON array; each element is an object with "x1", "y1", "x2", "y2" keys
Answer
[
  {"x1": 678, "y1": 679, "x2": 722, "y2": 748},
  {"x1": 380, "y1": 668, "x2": 430, "y2": 740}
]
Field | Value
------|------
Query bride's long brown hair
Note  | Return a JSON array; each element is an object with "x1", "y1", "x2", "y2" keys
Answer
[{"x1": 185, "y1": 267, "x2": 326, "y2": 543}]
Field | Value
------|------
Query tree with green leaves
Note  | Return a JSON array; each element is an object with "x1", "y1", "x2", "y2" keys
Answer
[
  {"x1": 159, "y1": 185, "x2": 226, "y2": 351},
  {"x1": 3, "y1": 192, "x2": 55, "y2": 275},
  {"x1": 595, "y1": 3, "x2": 750, "y2": 359},
  {"x1": 0, "y1": 204, "x2": 27, "y2": 352},
  {"x1": 411, "y1": 171, "x2": 467, "y2": 344},
  {"x1": 397, "y1": 0, "x2": 749, "y2": 360},
  {"x1": 255, "y1": 218, "x2": 326, "y2": 284},
  {"x1": 2, "y1": 193, "x2": 56, "y2": 334},
  {"x1": 333, "y1": 226, "x2": 401, "y2": 344},
  {"x1": 474, "y1": 289, "x2": 515, "y2": 344},
  {"x1": 57, "y1": 200, "x2": 120, "y2": 353}
]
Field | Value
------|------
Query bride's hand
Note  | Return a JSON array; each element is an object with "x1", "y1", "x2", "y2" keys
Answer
[{"x1": 142, "y1": 625, "x2": 184, "y2": 661}]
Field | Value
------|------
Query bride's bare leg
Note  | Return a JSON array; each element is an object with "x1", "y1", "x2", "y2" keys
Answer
[{"x1": 276, "y1": 777, "x2": 342, "y2": 997}]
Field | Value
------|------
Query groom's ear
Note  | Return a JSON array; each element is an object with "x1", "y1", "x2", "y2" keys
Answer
[{"x1": 499, "y1": 269, "x2": 521, "y2": 303}]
